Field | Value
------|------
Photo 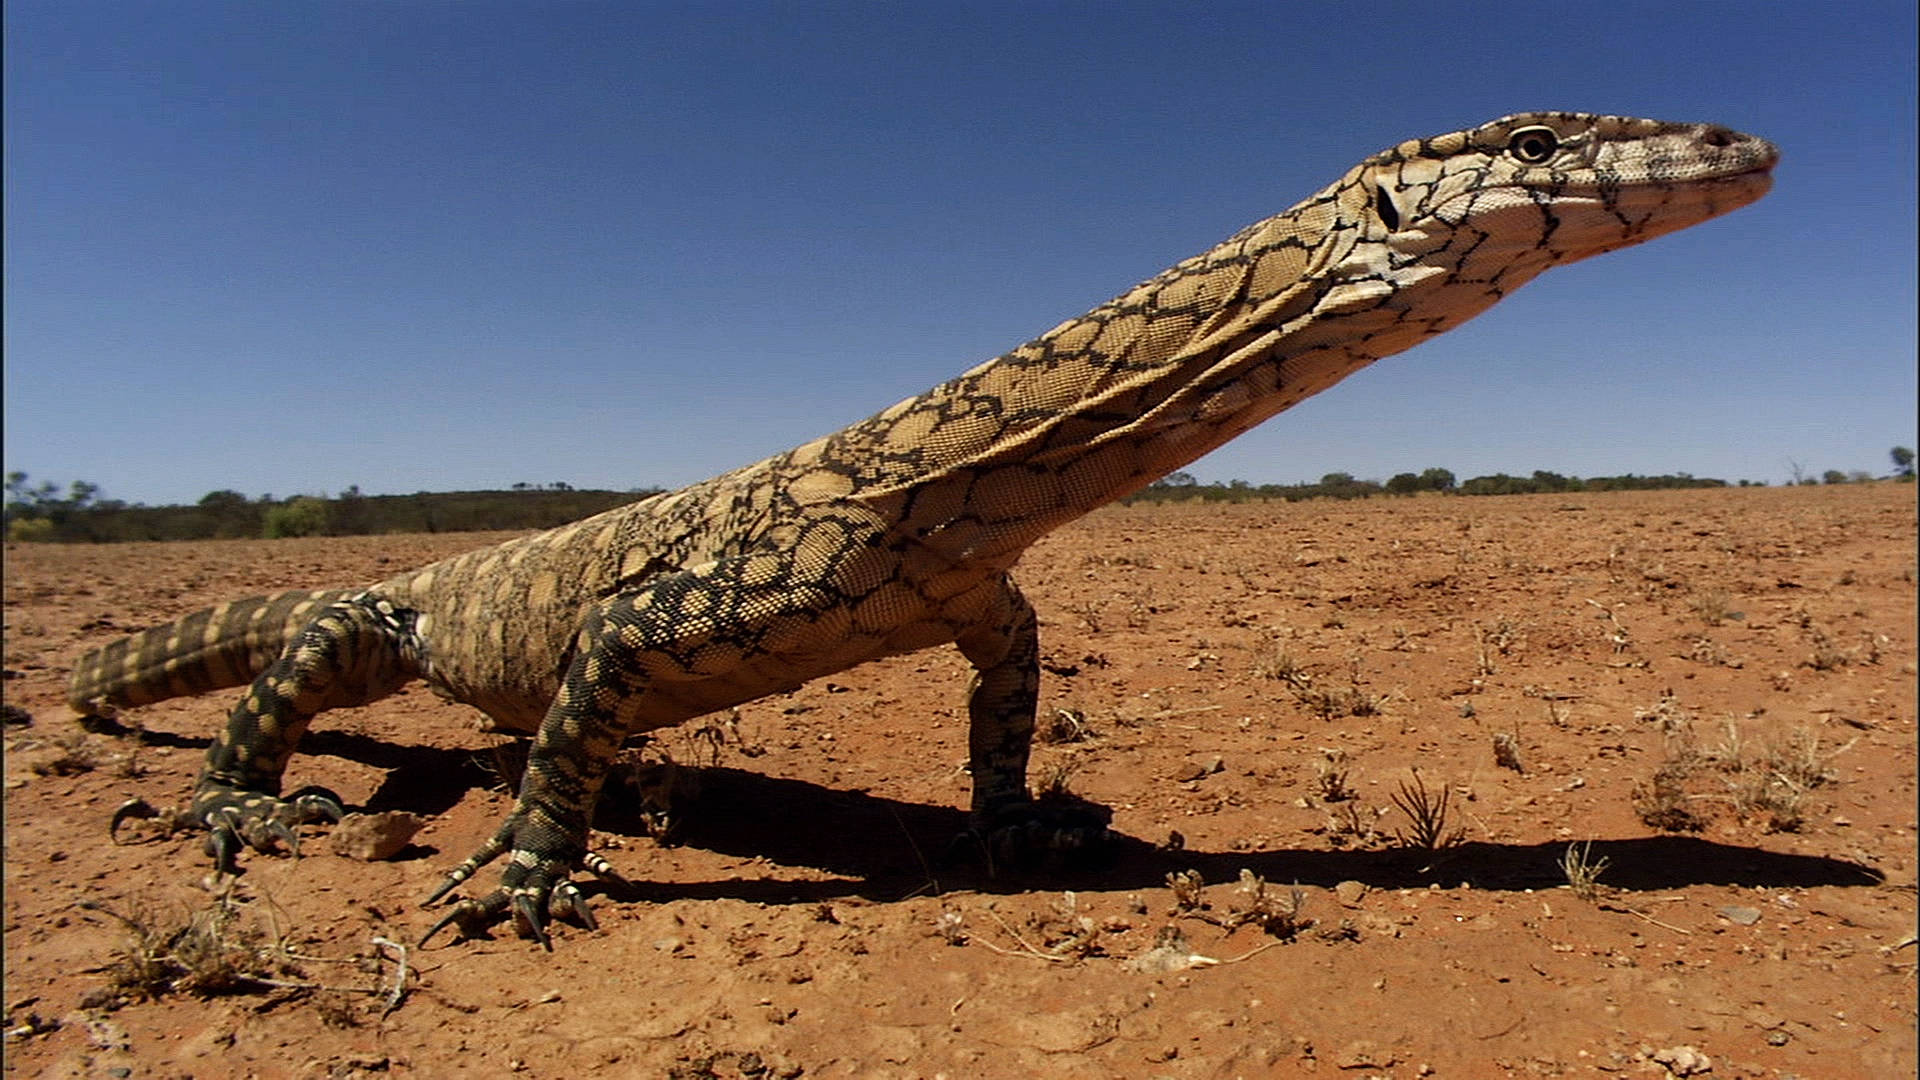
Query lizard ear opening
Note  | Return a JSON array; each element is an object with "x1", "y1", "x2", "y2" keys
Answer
[{"x1": 1374, "y1": 184, "x2": 1401, "y2": 232}]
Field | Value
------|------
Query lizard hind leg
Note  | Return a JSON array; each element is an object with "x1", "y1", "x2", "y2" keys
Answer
[{"x1": 186, "y1": 592, "x2": 421, "y2": 872}]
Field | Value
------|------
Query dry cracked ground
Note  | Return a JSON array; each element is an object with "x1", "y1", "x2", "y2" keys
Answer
[{"x1": 4, "y1": 483, "x2": 1915, "y2": 1078}]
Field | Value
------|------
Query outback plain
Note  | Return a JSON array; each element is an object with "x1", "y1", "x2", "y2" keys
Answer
[{"x1": 3, "y1": 482, "x2": 1915, "y2": 1078}]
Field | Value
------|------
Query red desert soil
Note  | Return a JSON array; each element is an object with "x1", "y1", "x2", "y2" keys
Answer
[{"x1": 4, "y1": 484, "x2": 1915, "y2": 1078}]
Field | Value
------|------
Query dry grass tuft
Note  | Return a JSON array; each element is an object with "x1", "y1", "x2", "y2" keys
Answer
[
  {"x1": 86, "y1": 894, "x2": 292, "y2": 1003},
  {"x1": 1389, "y1": 770, "x2": 1465, "y2": 851},
  {"x1": 1314, "y1": 747, "x2": 1357, "y2": 802},
  {"x1": 1166, "y1": 869, "x2": 1206, "y2": 914},
  {"x1": 1222, "y1": 870, "x2": 1313, "y2": 940},
  {"x1": 1037, "y1": 707, "x2": 1094, "y2": 745},
  {"x1": 1559, "y1": 841, "x2": 1611, "y2": 901}
]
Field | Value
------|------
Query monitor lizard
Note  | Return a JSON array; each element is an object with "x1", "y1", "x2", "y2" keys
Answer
[{"x1": 67, "y1": 112, "x2": 1778, "y2": 947}]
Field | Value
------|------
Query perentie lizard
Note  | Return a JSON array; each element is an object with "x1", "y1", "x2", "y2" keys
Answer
[{"x1": 67, "y1": 112, "x2": 1777, "y2": 947}]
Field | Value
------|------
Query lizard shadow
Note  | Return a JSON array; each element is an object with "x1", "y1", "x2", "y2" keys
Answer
[
  {"x1": 112, "y1": 729, "x2": 1886, "y2": 901},
  {"x1": 120, "y1": 724, "x2": 498, "y2": 821},
  {"x1": 597, "y1": 765, "x2": 1886, "y2": 906}
]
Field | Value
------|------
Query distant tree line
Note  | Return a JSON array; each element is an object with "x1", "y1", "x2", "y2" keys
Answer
[
  {"x1": 3, "y1": 473, "x2": 660, "y2": 543},
  {"x1": 6, "y1": 446, "x2": 1913, "y2": 542},
  {"x1": 1123, "y1": 467, "x2": 1738, "y2": 504},
  {"x1": 1125, "y1": 447, "x2": 1917, "y2": 506}
]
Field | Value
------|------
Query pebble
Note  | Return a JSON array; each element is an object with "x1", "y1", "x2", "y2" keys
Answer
[{"x1": 1719, "y1": 906, "x2": 1762, "y2": 926}]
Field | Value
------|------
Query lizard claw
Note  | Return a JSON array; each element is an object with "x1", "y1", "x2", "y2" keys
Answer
[
  {"x1": 285, "y1": 786, "x2": 346, "y2": 824},
  {"x1": 264, "y1": 817, "x2": 302, "y2": 857},
  {"x1": 511, "y1": 891, "x2": 552, "y2": 950},
  {"x1": 206, "y1": 812, "x2": 243, "y2": 874},
  {"x1": 109, "y1": 798, "x2": 165, "y2": 843},
  {"x1": 421, "y1": 892, "x2": 510, "y2": 947},
  {"x1": 554, "y1": 880, "x2": 598, "y2": 931}
]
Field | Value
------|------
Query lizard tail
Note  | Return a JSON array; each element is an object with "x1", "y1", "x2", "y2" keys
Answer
[{"x1": 66, "y1": 588, "x2": 357, "y2": 716}]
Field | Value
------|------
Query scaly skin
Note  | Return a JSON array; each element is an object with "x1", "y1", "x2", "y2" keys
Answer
[{"x1": 68, "y1": 113, "x2": 1777, "y2": 947}]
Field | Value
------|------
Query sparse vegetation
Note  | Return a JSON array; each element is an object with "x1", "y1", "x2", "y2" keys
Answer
[
  {"x1": 1324, "y1": 800, "x2": 1387, "y2": 849},
  {"x1": 1222, "y1": 870, "x2": 1313, "y2": 940},
  {"x1": 1028, "y1": 892, "x2": 1103, "y2": 959},
  {"x1": 1389, "y1": 770, "x2": 1465, "y2": 851},
  {"x1": 1559, "y1": 841, "x2": 1610, "y2": 901},
  {"x1": 1251, "y1": 633, "x2": 1310, "y2": 687},
  {"x1": 28, "y1": 730, "x2": 103, "y2": 776},
  {"x1": 1032, "y1": 756, "x2": 1082, "y2": 800},
  {"x1": 1166, "y1": 869, "x2": 1206, "y2": 914},
  {"x1": 1291, "y1": 657, "x2": 1388, "y2": 720},
  {"x1": 86, "y1": 895, "x2": 293, "y2": 1002},
  {"x1": 1491, "y1": 730, "x2": 1525, "y2": 773},
  {"x1": 1690, "y1": 587, "x2": 1740, "y2": 627},
  {"x1": 1314, "y1": 747, "x2": 1357, "y2": 802},
  {"x1": 1633, "y1": 756, "x2": 1708, "y2": 832},
  {"x1": 1037, "y1": 707, "x2": 1093, "y2": 744}
]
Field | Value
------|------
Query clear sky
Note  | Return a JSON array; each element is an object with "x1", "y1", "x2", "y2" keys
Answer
[{"x1": 5, "y1": 1, "x2": 1915, "y2": 507}]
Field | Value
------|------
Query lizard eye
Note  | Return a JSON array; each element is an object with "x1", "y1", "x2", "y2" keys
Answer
[{"x1": 1507, "y1": 126, "x2": 1558, "y2": 165}]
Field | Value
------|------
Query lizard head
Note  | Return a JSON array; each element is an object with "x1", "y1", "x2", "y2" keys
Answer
[
  {"x1": 1349, "y1": 112, "x2": 1776, "y2": 290},
  {"x1": 1251, "y1": 112, "x2": 1778, "y2": 354}
]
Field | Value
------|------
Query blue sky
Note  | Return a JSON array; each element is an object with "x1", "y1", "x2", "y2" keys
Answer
[{"x1": 5, "y1": 1, "x2": 1915, "y2": 506}]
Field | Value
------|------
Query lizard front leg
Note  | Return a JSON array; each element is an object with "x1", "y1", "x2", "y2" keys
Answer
[
  {"x1": 423, "y1": 552, "x2": 844, "y2": 948},
  {"x1": 955, "y1": 575, "x2": 1110, "y2": 867}
]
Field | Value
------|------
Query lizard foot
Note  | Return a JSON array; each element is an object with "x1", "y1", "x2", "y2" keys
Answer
[
  {"x1": 421, "y1": 831, "x2": 628, "y2": 950},
  {"x1": 188, "y1": 785, "x2": 345, "y2": 873},
  {"x1": 110, "y1": 786, "x2": 344, "y2": 874},
  {"x1": 948, "y1": 795, "x2": 1115, "y2": 873}
]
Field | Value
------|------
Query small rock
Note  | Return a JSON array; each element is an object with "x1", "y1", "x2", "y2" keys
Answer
[
  {"x1": 329, "y1": 812, "x2": 426, "y2": 861},
  {"x1": 1172, "y1": 757, "x2": 1224, "y2": 782},
  {"x1": 1650, "y1": 1044, "x2": 1712, "y2": 1076},
  {"x1": 1719, "y1": 906, "x2": 1762, "y2": 926},
  {"x1": 1334, "y1": 880, "x2": 1369, "y2": 907},
  {"x1": 1335, "y1": 1039, "x2": 1397, "y2": 1069}
]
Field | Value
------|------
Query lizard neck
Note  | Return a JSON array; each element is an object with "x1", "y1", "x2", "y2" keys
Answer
[
  {"x1": 796, "y1": 186, "x2": 1500, "y2": 562},
  {"x1": 768, "y1": 112, "x2": 1776, "y2": 567}
]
